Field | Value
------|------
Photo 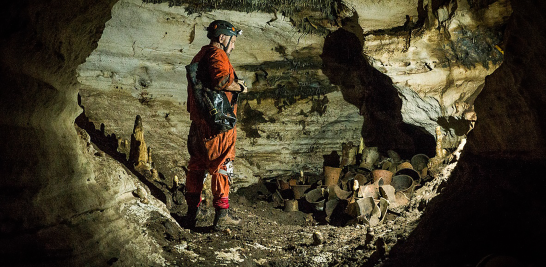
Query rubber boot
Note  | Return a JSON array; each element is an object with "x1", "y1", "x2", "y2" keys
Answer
[
  {"x1": 212, "y1": 208, "x2": 240, "y2": 231},
  {"x1": 184, "y1": 207, "x2": 199, "y2": 229}
]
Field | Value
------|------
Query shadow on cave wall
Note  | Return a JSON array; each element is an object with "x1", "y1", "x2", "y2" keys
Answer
[{"x1": 320, "y1": 14, "x2": 435, "y2": 159}]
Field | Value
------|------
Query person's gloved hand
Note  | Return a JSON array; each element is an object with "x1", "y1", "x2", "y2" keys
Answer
[{"x1": 236, "y1": 80, "x2": 248, "y2": 93}]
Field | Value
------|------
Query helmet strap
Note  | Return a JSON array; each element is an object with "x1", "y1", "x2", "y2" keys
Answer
[{"x1": 223, "y1": 35, "x2": 233, "y2": 53}]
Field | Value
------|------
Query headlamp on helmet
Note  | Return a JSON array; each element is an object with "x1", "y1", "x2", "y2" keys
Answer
[{"x1": 206, "y1": 20, "x2": 242, "y2": 39}]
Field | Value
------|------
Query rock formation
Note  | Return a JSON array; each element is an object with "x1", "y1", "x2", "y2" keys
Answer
[{"x1": 128, "y1": 115, "x2": 150, "y2": 170}]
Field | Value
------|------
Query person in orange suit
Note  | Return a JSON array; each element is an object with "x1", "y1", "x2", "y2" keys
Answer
[{"x1": 185, "y1": 20, "x2": 247, "y2": 231}]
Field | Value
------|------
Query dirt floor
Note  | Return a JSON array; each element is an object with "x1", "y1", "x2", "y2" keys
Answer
[
  {"x1": 160, "y1": 165, "x2": 453, "y2": 267},
  {"x1": 77, "y1": 87, "x2": 456, "y2": 266}
]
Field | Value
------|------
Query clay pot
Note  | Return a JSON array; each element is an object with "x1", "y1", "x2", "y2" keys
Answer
[
  {"x1": 340, "y1": 142, "x2": 357, "y2": 167},
  {"x1": 305, "y1": 188, "x2": 326, "y2": 211},
  {"x1": 395, "y1": 168, "x2": 421, "y2": 184},
  {"x1": 323, "y1": 166, "x2": 342, "y2": 186},
  {"x1": 372, "y1": 169, "x2": 394, "y2": 185},
  {"x1": 411, "y1": 154, "x2": 430, "y2": 172},
  {"x1": 292, "y1": 184, "x2": 312, "y2": 200},
  {"x1": 284, "y1": 199, "x2": 298, "y2": 212},
  {"x1": 395, "y1": 161, "x2": 413, "y2": 172},
  {"x1": 391, "y1": 175, "x2": 415, "y2": 192},
  {"x1": 387, "y1": 150, "x2": 401, "y2": 163},
  {"x1": 381, "y1": 160, "x2": 392, "y2": 170}
]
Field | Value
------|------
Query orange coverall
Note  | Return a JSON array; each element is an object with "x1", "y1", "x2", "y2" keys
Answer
[{"x1": 186, "y1": 45, "x2": 238, "y2": 210}]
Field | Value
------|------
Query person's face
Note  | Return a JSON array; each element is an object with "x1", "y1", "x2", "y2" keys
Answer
[{"x1": 219, "y1": 34, "x2": 236, "y2": 54}]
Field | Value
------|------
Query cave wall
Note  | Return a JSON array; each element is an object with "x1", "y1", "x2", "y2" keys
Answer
[
  {"x1": 1, "y1": 1, "x2": 183, "y2": 265},
  {"x1": 383, "y1": 0, "x2": 546, "y2": 266}
]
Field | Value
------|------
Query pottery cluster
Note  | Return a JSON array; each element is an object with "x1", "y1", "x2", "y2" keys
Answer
[{"x1": 273, "y1": 144, "x2": 431, "y2": 226}]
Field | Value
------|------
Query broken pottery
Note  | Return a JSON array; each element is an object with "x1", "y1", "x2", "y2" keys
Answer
[
  {"x1": 276, "y1": 178, "x2": 290, "y2": 190},
  {"x1": 327, "y1": 184, "x2": 352, "y2": 200},
  {"x1": 378, "y1": 197, "x2": 390, "y2": 224},
  {"x1": 339, "y1": 172, "x2": 355, "y2": 191},
  {"x1": 379, "y1": 184, "x2": 396, "y2": 202},
  {"x1": 372, "y1": 169, "x2": 394, "y2": 186},
  {"x1": 354, "y1": 173, "x2": 368, "y2": 187},
  {"x1": 288, "y1": 178, "x2": 298, "y2": 187},
  {"x1": 323, "y1": 166, "x2": 342, "y2": 186},
  {"x1": 359, "y1": 184, "x2": 380, "y2": 199},
  {"x1": 325, "y1": 198, "x2": 339, "y2": 222},
  {"x1": 356, "y1": 197, "x2": 381, "y2": 226}
]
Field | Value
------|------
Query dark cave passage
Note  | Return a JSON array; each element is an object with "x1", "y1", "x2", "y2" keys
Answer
[{"x1": 321, "y1": 18, "x2": 436, "y2": 159}]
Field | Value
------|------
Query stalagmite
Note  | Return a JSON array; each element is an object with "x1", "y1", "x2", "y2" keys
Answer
[
  {"x1": 147, "y1": 147, "x2": 153, "y2": 165},
  {"x1": 134, "y1": 184, "x2": 149, "y2": 204},
  {"x1": 173, "y1": 175, "x2": 179, "y2": 188},
  {"x1": 151, "y1": 168, "x2": 160, "y2": 181},
  {"x1": 129, "y1": 115, "x2": 149, "y2": 171},
  {"x1": 117, "y1": 137, "x2": 123, "y2": 152},
  {"x1": 358, "y1": 137, "x2": 365, "y2": 154},
  {"x1": 428, "y1": 126, "x2": 447, "y2": 169}
]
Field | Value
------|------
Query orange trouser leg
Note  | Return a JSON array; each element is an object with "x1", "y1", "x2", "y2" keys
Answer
[
  {"x1": 185, "y1": 169, "x2": 206, "y2": 209},
  {"x1": 186, "y1": 121, "x2": 236, "y2": 210},
  {"x1": 211, "y1": 164, "x2": 230, "y2": 209},
  {"x1": 185, "y1": 165, "x2": 231, "y2": 210}
]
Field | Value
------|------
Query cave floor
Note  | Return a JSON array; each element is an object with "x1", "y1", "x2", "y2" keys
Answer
[
  {"x1": 163, "y1": 185, "x2": 431, "y2": 267},
  {"x1": 86, "y1": 131, "x2": 451, "y2": 267}
]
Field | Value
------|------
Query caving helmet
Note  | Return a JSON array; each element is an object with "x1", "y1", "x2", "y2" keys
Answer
[{"x1": 206, "y1": 20, "x2": 242, "y2": 39}]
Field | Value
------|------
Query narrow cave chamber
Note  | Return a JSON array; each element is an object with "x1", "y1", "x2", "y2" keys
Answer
[{"x1": 5, "y1": 0, "x2": 545, "y2": 266}]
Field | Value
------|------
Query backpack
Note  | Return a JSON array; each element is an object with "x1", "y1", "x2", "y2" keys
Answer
[{"x1": 185, "y1": 51, "x2": 238, "y2": 133}]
